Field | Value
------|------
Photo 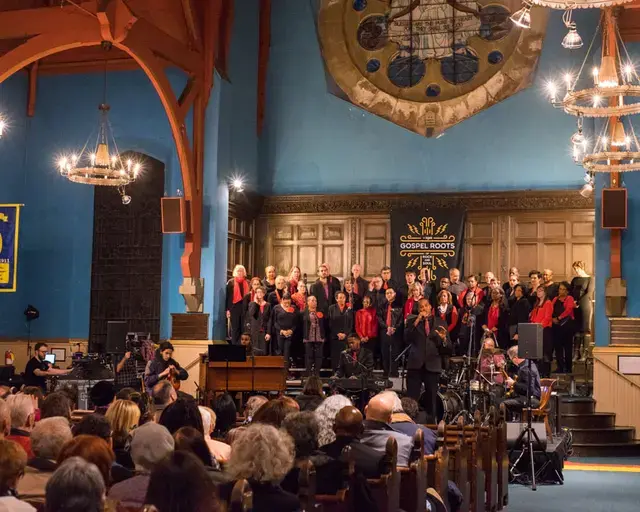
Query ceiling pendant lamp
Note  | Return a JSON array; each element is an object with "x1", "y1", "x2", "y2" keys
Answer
[
  {"x1": 598, "y1": 55, "x2": 619, "y2": 88},
  {"x1": 510, "y1": 1, "x2": 532, "y2": 29}
]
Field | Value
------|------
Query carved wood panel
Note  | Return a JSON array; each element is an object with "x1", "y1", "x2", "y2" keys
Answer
[
  {"x1": 89, "y1": 153, "x2": 164, "y2": 351},
  {"x1": 257, "y1": 198, "x2": 594, "y2": 286}
]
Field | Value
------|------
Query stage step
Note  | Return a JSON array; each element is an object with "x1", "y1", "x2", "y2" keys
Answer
[
  {"x1": 561, "y1": 412, "x2": 616, "y2": 429},
  {"x1": 559, "y1": 396, "x2": 595, "y2": 415},
  {"x1": 570, "y1": 427, "x2": 636, "y2": 444},
  {"x1": 571, "y1": 441, "x2": 640, "y2": 457}
]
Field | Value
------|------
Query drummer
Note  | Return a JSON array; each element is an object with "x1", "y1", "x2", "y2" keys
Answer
[{"x1": 479, "y1": 335, "x2": 506, "y2": 385}]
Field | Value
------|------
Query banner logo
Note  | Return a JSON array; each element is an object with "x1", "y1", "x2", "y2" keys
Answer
[{"x1": 0, "y1": 205, "x2": 22, "y2": 293}]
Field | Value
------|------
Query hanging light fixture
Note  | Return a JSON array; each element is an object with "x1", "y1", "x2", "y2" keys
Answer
[
  {"x1": 580, "y1": 171, "x2": 594, "y2": 198},
  {"x1": 561, "y1": 9, "x2": 582, "y2": 49},
  {"x1": 510, "y1": 1, "x2": 532, "y2": 29},
  {"x1": 56, "y1": 41, "x2": 141, "y2": 199},
  {"x1": 610, "y1": 118, "x2": 628, "y2": 147},
  {"x1": 598, "y1": 55, "x2": 618, "y2": 88},
  {"x1": 0, "y1": 118, "x2": 5, "y2": 138}
]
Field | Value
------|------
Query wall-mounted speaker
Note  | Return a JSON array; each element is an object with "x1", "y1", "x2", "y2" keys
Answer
[
  {"x1": 601, "y1": 188, "x2": 627, "y2": 230},
  {"x1": 161, "y1": 197, "x2": 188, "y2": 233},
  {"x1": 106, "y1": 321, "x2": 128, "y2": 354}
]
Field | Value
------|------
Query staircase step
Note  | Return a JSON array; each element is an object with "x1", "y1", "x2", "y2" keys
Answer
[
  {"x1": 571, "y1": 441, "x2": 640, "y2": 457},
  {"x1": 570, "y1": 427, "x2": 635, "y2": 444},
  {"x1": 560, "y1": 397, "x2": 595, "y2": 415},
  {"x1": 561, "y1": 413, "x2": 616, "y2": 429}
]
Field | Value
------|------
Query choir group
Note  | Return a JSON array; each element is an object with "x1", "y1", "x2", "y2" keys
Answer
[{"x1": 225, "y1": 261, "x2": 592, "y2": 379}]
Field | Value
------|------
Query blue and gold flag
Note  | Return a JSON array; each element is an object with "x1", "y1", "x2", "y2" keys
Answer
[{"x1": 0, "y1": 205, "x2": 21, "y2": 292}]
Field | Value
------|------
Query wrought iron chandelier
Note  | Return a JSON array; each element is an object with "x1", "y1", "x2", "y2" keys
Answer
[{"x1": 57, "y1": 42, "x2": 140, "y2": 199}]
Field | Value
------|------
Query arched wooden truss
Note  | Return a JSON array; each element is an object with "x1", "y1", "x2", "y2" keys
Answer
[{"x1": 0, "y1": 0, "x2": 223, "y2": 287}]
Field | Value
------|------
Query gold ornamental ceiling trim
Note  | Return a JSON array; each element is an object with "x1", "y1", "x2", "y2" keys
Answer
[{"x1": 318, "y1": 1, "x2": 549, "y2": 137}]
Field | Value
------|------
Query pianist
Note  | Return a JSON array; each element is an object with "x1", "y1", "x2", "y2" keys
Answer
[
  {"x1": 24, "y1": 343, "x2": 72, "y2": 392},
  {"x1": 336, "y1": 335, "x2": 374, "y2": 379}
]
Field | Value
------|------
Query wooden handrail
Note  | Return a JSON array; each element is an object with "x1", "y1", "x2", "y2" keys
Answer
[
  {"x1": 184, "y1": 356, "x2": 201, "y2": 372},
  {"x1": 593, "y1": 355, "x2": 640, "y2": 392}
]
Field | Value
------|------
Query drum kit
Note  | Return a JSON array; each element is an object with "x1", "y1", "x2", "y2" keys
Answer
[{"x1": 422, "y1": 346, "x2": 510, "y2": 424}]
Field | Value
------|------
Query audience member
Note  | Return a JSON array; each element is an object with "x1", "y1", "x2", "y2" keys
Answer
[
  {"x1": 281, "y1": 412, "x2": 344, "y2": 495},
  {"x1": 321, "y1": 406, "x2": 386, "y2": 478},
  {"x1": 224, "y1": 424, "x2": 299, "y2": 512},
  {"x1": 361, "y1": 393, "x2": 412, "y2": 467},
  {"x1": 387, "y1": 393, "x2": 436, "y2": 455},
  {"x1": 105, "y1": 399, "x2": 140, "y2": 470},
  {"x1": 252, "y1": 397, "x2": 298, "y2": 428},
  {"x1": 211, "y1": 393, "x2": 237, "y2": 438},
  {"x1": 152, "y1": 380, "x2": 177, "y2": 420},
  {"x1": 128, "y1": 391, "x2": 154, "y2": 425},
  {"x1": 39, "y1": 393, "x2": 72, "y2": 421},
  {"x1": 89, "y1": 381, "x2": 115, "y2": 414},
  {"x1": 45, "y1": 457, "x2": 105, "y2": 512},
  {"x1": 5, "y1": 394, "x2": 36, "y2": 458},
  {"x1": 0, "y1": 439, "x2": 35, "y2": 511},
  {"x1": 57, "y1": 435, "x2": 115, "y2": 488},
  {"x1": 0, "y1": 399, "x2": 10, "y2": 439},
  {"x1": 198, "y1": 406, "x2": 231, "y2": 463},
  {"x1": 315, "y1": 394, "x2": 352, "y2": 447},
  {"x1": 144, "y1": 451, "x2": 220, "y2": 512},
  {"x1": 242, "y1": 395, "x2": 268, "y2": 424},
  {"x1": 115, "y1": 388, "x2": 136, "y2": 400},
  {"x1": 18, "y1": 417, "x2": 72, "y2": 497},
  {"x1": 0, "y1": 387, "x2": 10, "y2": 400},
  {"x1": 159, "y1": 398, "x2": 203, "y2": 435},
  {"x1": 107, "y1": 422, "x2": 175, "y2": 508},
  {"x1": 56, "y1": 386, "x2": 78, "y2": 412},
  {"x1": 295, "y1": 376, "x2": 325, "y2": 412}
]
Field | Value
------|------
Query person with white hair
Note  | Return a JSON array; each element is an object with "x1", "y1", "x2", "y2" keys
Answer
[
  {"x1": 0, "y1": 399, "x2": 10, "y2": 439},
  {"x1": 6, "y1": 393, "x2": 36, "y2": 457},
  {"x1": 226, "y1": 264, "x2": 251, "y2": 345},
  {"x1": 224, "y1": 423, "x2": 300, "y2": 512},
  {"x1": 314, "y1": 394, "x2": 352, "y2": 447},
  {"x1": 18, "y1": 417, "x2": 73, "y2": 497},
  {"x1": 45, "y1": 457, "x2": 105, "y2": 512},
  {"x1": 107, "y1": 422, "x2": 175, "y2": 508},
  {"x1": 198, "y1": 406, "x2": 231, "y2": 463}
]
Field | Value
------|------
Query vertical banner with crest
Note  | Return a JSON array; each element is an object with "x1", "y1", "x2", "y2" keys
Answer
[
  {"x1": 391, "y1": 208, "x2": 465, "y2": 285},
  {"x1": 0, "y1": 204, "x2": 22, "y2": 293}
]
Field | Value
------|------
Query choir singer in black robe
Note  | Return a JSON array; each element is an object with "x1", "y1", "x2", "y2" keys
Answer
[
  {"x1": 328, "y1": 291, "x2": 354, "y2": 372},
  {"x1": 405, "y1": 299, "x2": 452, "y2": 423},
  {"x1": 336, "y1": 334, "x2": 374, "y2": 378}
]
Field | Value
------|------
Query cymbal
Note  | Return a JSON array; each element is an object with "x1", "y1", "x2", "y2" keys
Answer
[
  {"x1": 482, "y1": 348, "x2": 505, "y2": 355},
  {"x1": 449, "y1": 357, "x2": 466, "y2": 364}
]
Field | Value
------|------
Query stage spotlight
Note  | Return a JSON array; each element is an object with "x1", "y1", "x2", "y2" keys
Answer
[
  {"x1": 24, "y1": 304, "x2": 40, "y2": 322},
  {"x1": 230, "y1": 177, "x2": 245, "y2": 193},
  {"x1": 121, "y1": 194, "x2": 132, "y2": 205},
  {"x1": 579, "y1": 183, "x2": 593, "y2": 198}
]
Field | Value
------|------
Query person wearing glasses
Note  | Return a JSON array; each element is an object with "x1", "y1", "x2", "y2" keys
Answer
[{"x1": 24, "y1": 343, "x2": 72, "y2": 392}]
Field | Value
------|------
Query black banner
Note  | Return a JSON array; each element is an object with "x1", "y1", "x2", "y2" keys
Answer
[{"x1": 390, "y1": 208, "x2": 465, "y2": 285}]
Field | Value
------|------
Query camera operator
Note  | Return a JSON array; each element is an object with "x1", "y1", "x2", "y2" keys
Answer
[{"x1": 114, "y1": 347, "x2": 141, "y2": 391}]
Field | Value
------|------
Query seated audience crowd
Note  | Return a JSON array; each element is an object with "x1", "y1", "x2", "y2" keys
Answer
[{"x1": 0, "y1": 376, "x2": 467, "y2": 512}]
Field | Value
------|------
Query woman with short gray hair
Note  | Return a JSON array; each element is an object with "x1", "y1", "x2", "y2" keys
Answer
[
  {"x1": 45, "y1": 457, "x2": 105, "y2": 512},
  {"x1": 315, "y1": 394, "x2": 352, "y2": 447}
]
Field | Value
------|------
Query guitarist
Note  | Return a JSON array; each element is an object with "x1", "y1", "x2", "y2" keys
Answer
[
  {"x1": 501, "y1": 345, "x2": 541, "y2": 419},
  {"x1": 143, "y1": 342, "x2": 188, "y2": 396}
]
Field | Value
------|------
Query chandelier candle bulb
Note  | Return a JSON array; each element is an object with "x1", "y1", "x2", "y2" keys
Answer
[{"x1": 598, "y1": 55, "x2": 618, "y2": 88}]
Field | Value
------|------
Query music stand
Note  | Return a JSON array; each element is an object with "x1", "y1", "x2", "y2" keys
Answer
[{"x1": 208, "y1": 345, "x2": 246, "y2": 392}]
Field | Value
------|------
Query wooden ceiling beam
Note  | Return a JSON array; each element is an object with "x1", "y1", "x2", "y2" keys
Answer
[
  {"x1": 125, "y1": 17, "x2": 201, "y2": 74},
  {"x1": 96, "y1": 0, "x2": 137, "y2": 43},
  {"x1": 27, "y1": 60, "x2": 38, "y2": 117},
  {"x1": 0, "y1": 2, "x2": 98, "y2": 40},
  {"x1": 180, "y1": 0, "x2": 201, "y2": 51},
  {"x1": 620, "y1": 7, "x2": 640, "y2": 41},
  {"x1": 177, "y1": 75, "x2": 198, "y2": 120}
]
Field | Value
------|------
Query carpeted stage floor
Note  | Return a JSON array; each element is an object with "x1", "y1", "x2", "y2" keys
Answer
[{"x1": 508, "y1": 458, "x2": 640, "y2": 512}]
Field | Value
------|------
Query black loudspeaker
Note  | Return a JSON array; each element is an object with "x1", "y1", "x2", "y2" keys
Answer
[
  {"x1": 601, "y1": 188, "x2": 627, "y2": 229},
  {"x1": 507, "y1": 421, "x2": 547, "y2": 451},
  {"x1": 161, "y1": 197, "x2": 187, "y2": 233},
  {"x1": 106, "y1": 321, "x2": 128, "y2": 353},
  {"x1": 517, "y1": 323, "x2": 543, "y2": 359}
]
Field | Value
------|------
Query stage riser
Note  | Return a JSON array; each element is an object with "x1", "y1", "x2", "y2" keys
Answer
[
  {"x1": 559, "y1": 398, "x2": 595, "y2": 415},
  {"x1": 561, "y1": 413, "x2": 615, "y2": 429},
  {"x1": 571, "y1": 442, "x2": 640, "y2": 457},
  {"x1": 570, "y1": 428, "x2": 635, "y2": 444}
]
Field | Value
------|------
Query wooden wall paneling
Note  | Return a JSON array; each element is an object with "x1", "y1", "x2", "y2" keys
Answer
[
  {"x1": 464, "y1": 213, "x2": 500, "y2": 281},
  {"x1": 359, "y1": 217, "x2": 390, "y2": 278}
]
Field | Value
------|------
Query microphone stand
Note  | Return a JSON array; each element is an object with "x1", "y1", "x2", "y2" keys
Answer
[
  {"x1": 343, "y1": 351, "x2": 371, "y2": 411},
  {"x1": 394, "y1": 344, "x2": 412, "y2": 394}
]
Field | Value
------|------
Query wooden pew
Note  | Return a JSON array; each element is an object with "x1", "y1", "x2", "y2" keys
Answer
[
  {"x1": 443, "y1": 419, "x2": 470, "y2": 512},
  {"x1": 478, "y1": 411, "x2": 498, "y2": 512},
  {"x1": 366, "y1": 436, "x2": 400, "y2": 512},
  {"x1": 424, "y1": 445, "x2": 449, "y2": 512},
  {"x1": 297, "y1": 459, "x2": 316, "y2": 512},
  {"x1": 229, "y1": 479, "x2": 253, "y2": 512},
  {"x1": 398, "y1": 428, "x2": 426, "y2": 512},
  {"x1": 495, "y1": 405, "x2": 509, "y2": 510},
  {"x1": 316, "y1": 445, "x2": 356, "y2": 512},
  {"x1": 462, "y1": 416, "x2": 485, "y2": 512}
]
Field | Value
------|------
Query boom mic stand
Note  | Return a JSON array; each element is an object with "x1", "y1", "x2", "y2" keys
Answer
[
  {"x1": 452, "y1": 313, "x2": 478, "y2": 425},
  {"x1": 508, "y1": 358, "x2": 560, "y2": 489},
  {"x1": 394, "y1": 344, "x2": 412, "y2": 394}
]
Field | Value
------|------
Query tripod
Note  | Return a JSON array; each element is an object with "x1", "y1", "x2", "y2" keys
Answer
[{"x1": 508, "y1": 358, "x2": 561, "y2": 489}]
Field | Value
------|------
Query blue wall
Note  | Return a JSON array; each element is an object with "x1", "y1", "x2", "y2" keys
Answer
[
  {"x1": 0, "y1": 69, "x2": 185, "y2": 340},
  {"x1": 259, "y1": 3, "x2": 598, "y2": 195}
]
